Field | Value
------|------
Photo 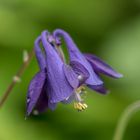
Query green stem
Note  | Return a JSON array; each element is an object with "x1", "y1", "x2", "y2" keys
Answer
[{"x1": 113, "y1": 100, "x2": 140, "y2": 140}]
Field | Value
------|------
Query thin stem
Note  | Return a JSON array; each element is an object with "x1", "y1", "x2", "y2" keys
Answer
[
  {"x1": 0, "y1": 49, "x2": 34, "y2": 108},
  {"x1": 113, "y1": 100, "x2": 140, "y2": 140}
]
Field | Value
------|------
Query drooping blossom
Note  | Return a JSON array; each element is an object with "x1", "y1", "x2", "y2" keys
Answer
[{"x1": 26, "y1": 29, "x2": 123, "y2": 116}]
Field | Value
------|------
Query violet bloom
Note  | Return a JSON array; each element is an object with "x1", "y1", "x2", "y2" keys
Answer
[{"x1": 26, "y1": 29, "x2": 123, "y2": 116}]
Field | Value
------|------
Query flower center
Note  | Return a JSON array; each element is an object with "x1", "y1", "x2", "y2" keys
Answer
[{"x1": 74, "y1": 86, "x2": 88, "y2": 111}]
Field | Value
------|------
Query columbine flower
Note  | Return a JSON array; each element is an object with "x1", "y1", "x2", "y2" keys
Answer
[{"x1": 26, "y1": 29, "x2": 123, "y2": 116}]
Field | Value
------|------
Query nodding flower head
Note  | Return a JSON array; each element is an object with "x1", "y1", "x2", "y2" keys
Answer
[{"x1": 26, "y1": 29, "x2": 123, "y2": 116}]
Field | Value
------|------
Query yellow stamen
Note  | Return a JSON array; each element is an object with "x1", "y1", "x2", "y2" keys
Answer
[{"x1": 74, "y1": 102, "x2": 88, "y2": 111}]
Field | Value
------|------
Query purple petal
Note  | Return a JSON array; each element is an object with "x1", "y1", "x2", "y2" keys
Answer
[
  {"x1": 88, "y1": 84, "x2": 109, "y2": 94},
  {"x1": 26, "y1": 70, "x2": 46, "y2": 116},
  {"x1": 34, "y1": 85, "x2": 48, "y2": 113},
  {"x1": 48, "y1": 102, "x2": 57, "y2": 111},
  {"x1": 34, "y1": 36, "x2": 46, "y2": 70},
  {"x1": 70, "y1": 61, "x2": 90, "y2": 84},
  {"x1": 63, "y1": 64, "x2": 79, "y2": 89},
  {"x1": 35, "y1": 84, "x2": 57, "y2": 112},
  {"x1": 41, "y1": 31, "x2": 73, "y2": 103},
  {"x1": 53, "y1": 29, "x2": 103, "y2": 86},
  {"x1": 84, "y1": 54, "x2": 123, "y2": 78}
]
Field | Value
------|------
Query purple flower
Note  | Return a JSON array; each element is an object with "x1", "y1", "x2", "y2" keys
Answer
[{"x1": 26, "y1": 29, "x2": 123, "y2": 116}]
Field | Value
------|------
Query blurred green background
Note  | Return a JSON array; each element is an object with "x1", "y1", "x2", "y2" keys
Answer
[{"x1": 0, "y1": 0, "x2": 140, "y2": 140}]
